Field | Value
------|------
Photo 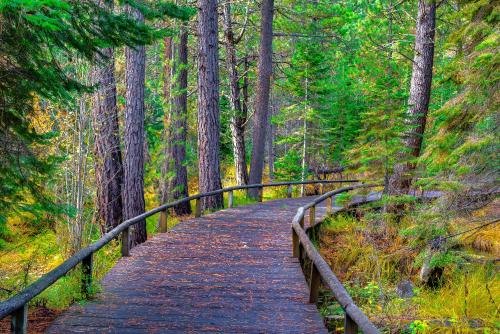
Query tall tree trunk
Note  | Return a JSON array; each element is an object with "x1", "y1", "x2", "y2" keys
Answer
[
  {"x1": 165, "y1": 28, "x2": 192, "y2": 215},
  {"x1": 242, "y1": 55, "x2": 250, "y2": 122},
  {"x1": 222, "y1": 0, "x2": 248, "y2": 186},
  {"x1": 248, "y1": 0, "x2": 274, "y2": 198},
  {"x1": 197, "y1": 0, "x2": 223, "y2": 210},
  {"x1": 159, "y1": 36, "x2": 173, "y2": 205},
  {"x1": 91, "y1": 1, "x2": 123, "y2": 231},
  {"x1": 383, "y1": 0, "x2": 394, "y2": 193},
  {"x1": 123, "y1": 6, "x2": 147, "y2": 246},
  {"x1": 387, "y1": 0, "x2": 436, "y2": 195},
  {"x1": 300, "y1": 82, "x2": 308, "y2": 196},
  {"x1": 267, "y1": 100, "x2": 274, "y2": 182}
]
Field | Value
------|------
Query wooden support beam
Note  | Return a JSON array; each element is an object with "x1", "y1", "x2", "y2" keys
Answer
[
  {"x1": 228, "y1": 191, "x2": 234, "y2": 208},
  {"x1": 11, "y1": 304, "x2": 27, "y2": 334},
  {"x1": 344, "y1": 313, "x2": 358, "y2": 334},
  {"x1": 287, "y1": 184, "x2": 293, "y2": 198},
  {"x1": 258, "y1": 187, "x2": 263, "y2": 202},
  {"x1": 309, "y1": 205, "x2": 316, "y2": 227},
  {"x1": 159, "y1": 210, "x2": 168, "y2": 233},
  {"x1": 195, "y1": 199, "x2": 202, "y2": 218},
  {"x1": 121, "y1": 227, "x2": 130, "y2": 257},
  {"x1": 309, "y1": 263, "x2": 320, "y2": 303},
  {"x1": 299, "y1": 243, "x2": 304, "y2": 266},
  {"x1": 299, "y1": 215, "x2": 305, "y2": 228},
  {"x1": 292, "y1": 228, "x2": 299, "y2": 257},
  {"x1": 326, "y1": 196, "x2": 332, "y2": 215},
  {"x1": 81, "y1": 253, "x2": 93, "y2": 297}
]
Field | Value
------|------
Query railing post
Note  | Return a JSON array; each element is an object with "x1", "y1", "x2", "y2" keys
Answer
[
  {"x1": 258, "y1": 187, "x2": 263, "y2": 202},
  {"x1": 228, "y1": 191, "x2": 234, "y2": 208},
  {"x1": 309, "y1": 263, "x2": 320, "y2": 303},
  {"x1": 82, "y1": 252, "x2": 93, "y2": 297},
  {"x1": 195, "y1": 199, "x2": 202, "y2": 218},
  {"x1": 298, "y1": 243, "x2": 304, "y2": 266},
  {"x1": 292, "y1": 228, "x2": 299, "y2": 258},
  {"x1": 344, "y1": 313, "x2": 358, "y2": 334},
  {"x1": 11, "y1": 303, "x2": 28, "y2": 334},
  {"x1": 309, "y1": 205, "x2": 316, "y2": 227},
  {"x1": 159, "y1": 209, "x2": 168, "y2": 233},
  {"x1": 287, "y1": 184, "x2": 293, "y2": 198},
  {"x1": 326, "y1": 196, "x2": 333, "y2": 215},
  {"x1": 320, "y1": 183, "x2": 324, "y2": 195},
  {"x1": 121, "y1": 227, "x2": 130, "y2": 257}
]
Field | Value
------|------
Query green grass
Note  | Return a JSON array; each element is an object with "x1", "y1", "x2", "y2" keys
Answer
[{"x1": 318, "y1": 209, "x2": 500, "y2": 333}]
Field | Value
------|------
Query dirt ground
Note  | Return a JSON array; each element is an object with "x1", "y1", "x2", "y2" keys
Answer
[{"x1": 0, "y1": 307, "x2": 61, "y2": 333}]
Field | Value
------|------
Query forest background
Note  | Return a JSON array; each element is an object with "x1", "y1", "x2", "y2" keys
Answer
[{"x1": 0, "y1": 0, "x2": 498, "y2": 332}]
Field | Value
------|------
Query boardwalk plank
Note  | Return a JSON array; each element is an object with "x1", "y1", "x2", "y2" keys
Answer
[{"x1": 47, "y1": 197, "x2": 328, "y2": 333}]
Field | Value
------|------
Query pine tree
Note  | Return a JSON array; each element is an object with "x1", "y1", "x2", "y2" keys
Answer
[
  {"x1": 197, "y1": 0, "x2": 224, "y2": 210},
  {"x1": 0, "y1": 0, "x2": 194, "y2": 242},
  {"x1": 422, "y1": 0, "x2": 499, "y2": 194},
  {"x1": 248, "y1": 0, "x2": 274, "y2": 198}
]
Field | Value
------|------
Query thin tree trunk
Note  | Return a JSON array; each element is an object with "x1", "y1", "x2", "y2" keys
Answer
[
  {"x1": 166, "y1": 28, "x2": 191, "y2": 215},
  {"x1": 387, "y1": 0, "x2": 436, "y2": 195},
  {"x1": 91, "y1": 0, "x2": 123, "y2": 232},
  {"x1": 383, "y1": 0, "x2": 394, "y2": 194},
  {"x1": 248, "y1": 0, "x2": 274, "y2": 198},
  {"x1": 222, "y1": 0, "x2": 248, "y2": 186},
  {"x1": 159, "y1": 35, "x2": 174, "y2": 203},
  {"x1": 197, "y1": 0, "x2": 223, "y2": 210},
  {"x1": 382, "y1": 0, "x2": 394, "y2": 214},
  {"x1": 123, "y1": 5, "x2": 147, "y2": 246},
  {"x1": 267, "y1": 99, "x2": 274, "y2": 182},
  {"x1": 301, "y1": 74, "x2": 308, "y2": 196},
  {"x1": 242, "y1": 55, "x2": 250, "y2": 121}
]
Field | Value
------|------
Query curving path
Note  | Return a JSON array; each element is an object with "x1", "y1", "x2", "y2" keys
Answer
[{"x1": 47, "y1": 197, "x2": 329, "y2": 333}]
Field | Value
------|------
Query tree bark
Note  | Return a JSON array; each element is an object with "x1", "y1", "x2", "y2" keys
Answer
[
  {"x1": 165, "y1": 29, "x2": 192, "y2": 215},
  {"x1": 222, "y1": 0, "x2": 248, "y2": 186},
  {"x1": 387, "y1": 0, "x2": 436, "y2": 195},
  {"x1": 123, "y1": 5, "x2": 147, "y2": 246},
  {"x1": 242, "y1": 55, "x2": 250, "y2": 122},
  {"x1": 91, "y1": 0, "x2": 123, "y2": 231},
  {"x1": 248, "y1": 0, "x2": 274, "y2": 198},
  {"x1": 197, "y1": 0, "x2": 223, "y2": 210},
  {"x1": 159, "y1": 36, "x2": 173, "y2": 206},
  {"x1": 267, "y1": 100, "x2": 275, "y2": 181}
]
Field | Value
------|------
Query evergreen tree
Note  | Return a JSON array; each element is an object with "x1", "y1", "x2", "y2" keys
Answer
[
  {"x1": 422, "y1": 0, "x2": 499, "y2": 194},
  {"x1": 0, "y1": 0, "x2": 193, "y2": 241}
]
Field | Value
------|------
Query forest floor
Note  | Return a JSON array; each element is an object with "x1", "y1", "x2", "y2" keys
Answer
[
  {"x1": 0, "y1": 307, "x2": 61, "y2": 333},
  {"x1": 0, "y1": 177, "x2": 309, "y2": 328},
  {"x1": 317, "y1": 198, "x2": 499, "y2": 333},
  {"x1": 3, "y1": 180, "x2": 496, "y2": 333}
]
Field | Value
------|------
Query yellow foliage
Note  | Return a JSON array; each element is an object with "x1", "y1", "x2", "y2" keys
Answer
[{"x1": 416, "y1": 266, "x2": 499, "y2": 329}]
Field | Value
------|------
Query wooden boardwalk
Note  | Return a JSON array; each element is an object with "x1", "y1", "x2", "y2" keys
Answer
[{"x1": 47, "y1": 197, "x2": 329, "y2": 333}]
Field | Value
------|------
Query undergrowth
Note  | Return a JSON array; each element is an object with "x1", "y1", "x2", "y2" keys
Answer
[
  {"x1": 318, "y1": 198, "x2": 499, "y2": 333},
  {"x1": 0, "y1": 172, "x2": 289, "y2": 310}
]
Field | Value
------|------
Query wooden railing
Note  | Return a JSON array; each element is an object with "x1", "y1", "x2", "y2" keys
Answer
[
  {"x1": 292, "y1": 184, "x2": 381, "y2": 334},
  {"x1": 0, "y1": 179, "x2": 359, "y2": 333}
]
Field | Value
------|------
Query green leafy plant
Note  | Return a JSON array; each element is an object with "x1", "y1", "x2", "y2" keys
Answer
[
  {"x1": 408, "y1": 320, "x2": 429, "y2": 334},
  {"x1": 274, "y1": 150, "x2": 308, "y2": 181}
]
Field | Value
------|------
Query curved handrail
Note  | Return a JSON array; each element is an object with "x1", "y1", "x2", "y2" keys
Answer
[
  {"x1": 291, "y1": 184, "x2": 381, "y2": 334},
  {"x1": 0, "y1": 179, "x2": 358, "y2": 325}
]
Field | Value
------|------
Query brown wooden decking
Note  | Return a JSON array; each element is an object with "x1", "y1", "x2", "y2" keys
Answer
[{"x1": 47, "y1": 197, "x2": 328, "y2": 333}]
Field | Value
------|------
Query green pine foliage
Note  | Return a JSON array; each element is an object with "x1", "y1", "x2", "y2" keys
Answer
[
  {"x1": 0, "y1": 0, "x2": 194, "y2": 242},
  {"x1": 421, "y1": 0, "x2": 499, "y2": 190},
  {"x1": 345, "y1": 0, "x2": 415, "y2": 182},
  {"x1": 274, "y1": 150, "x2": 305, "y2": 181},
  {"x1": 274, "y1": 0, "x2": 363, "y2": 168}
]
